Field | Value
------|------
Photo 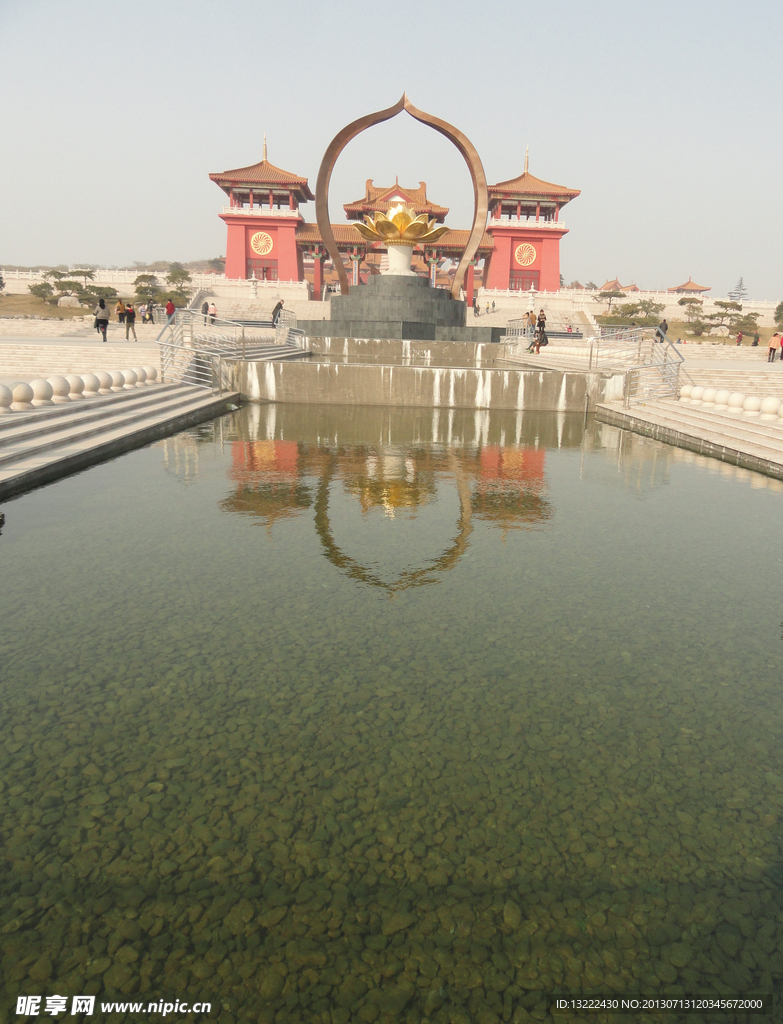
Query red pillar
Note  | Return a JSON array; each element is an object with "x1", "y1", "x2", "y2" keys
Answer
[
  {"x1": 249, "y1": 190, "x2": 254, "y2": 211},
  {"x1": 268, "y1": 191, "x2": 273, "y2": 210},
  {"x1": 516, "y1": 201, "x2": 521, "y2": 219},
  {"x1": 289, "y1": 191, "x2": 295, "y2": 210},
  {"x1": 465, "y1": 263, "x2": 475, "y2": 307},
  {"x1": 536, "y1": 202, "x2": 540, "y2": 222}
]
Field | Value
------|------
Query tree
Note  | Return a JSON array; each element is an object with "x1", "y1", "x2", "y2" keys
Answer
[
  {"x1": 707, "y1": 300, "x2": 743, "y2": 327},
  {"x1": 165, "y1": 263, "x2": 192, "y2": 305},
  {"x1": 134, "y1": 273, "x2": 161, "y2": 302},
  {"x1": 774, "y1": 300, "x2": 783, "y2": 327},
  {"x1": 728, "y1": 312, "x2": 760, "y2": 335},
  {"x1": 594, "y1": 289, "x2": 625, "y2": 313},
  {"x1": 29, "y1": 282, "x2": 55, "y2": 301},
  {"x1": 559, "y1": 274, "x2": 565, "y2": 287},
  {"x1": 0, "y1": 271, "x2": 4, "y2": 294},
  {"x1": 72, "y1": 268, "x2": 95, "y2": 288},
  {"x1": 584, "y1": 281, "x2": 598, "y2": 290},
  {"x1": 80, "y1": 285, "x2": 118, "y2": 306},
  {"x1": 53, "y1": 280, "x2": 82, "y2": 297},
  {"x1": 678, "y1": 297, "x2": 703, "y2": 322},
  {"x1": 207, "y1": 257, "x2": 225, "y2": 273},
  {"x1": 728, "y1": 277, "x2": 747, "y2": 302},
  {"x1": 636, "y1": 299, "x2": 665, "y2": 318}
]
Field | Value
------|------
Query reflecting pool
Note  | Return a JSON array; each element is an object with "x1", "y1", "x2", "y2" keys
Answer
[{"x1": 1, "y1": 405, "x2": 782, "y2": 1024}]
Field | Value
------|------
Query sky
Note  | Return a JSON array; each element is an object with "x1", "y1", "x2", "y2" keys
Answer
[{"x1": 0, "y1": 0, "x2": 781, "y2": 298}]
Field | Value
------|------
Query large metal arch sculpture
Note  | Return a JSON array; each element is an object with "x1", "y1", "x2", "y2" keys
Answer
[{"x1": 315, "y1": 94, "x2": 488, "y2": 300}]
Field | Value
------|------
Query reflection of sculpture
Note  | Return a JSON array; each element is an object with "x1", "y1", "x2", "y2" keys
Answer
[
  {"x1": 315, "y1": 94, "x2": 488, "y2": 298},
  {"x1": 220, "y1": 438, "x2": 554, "y2": 592}
]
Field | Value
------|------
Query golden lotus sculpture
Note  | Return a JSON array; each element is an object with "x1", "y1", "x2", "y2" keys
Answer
[{"x1": 353, "y1": 203, "x2": 449, "y2": 246}]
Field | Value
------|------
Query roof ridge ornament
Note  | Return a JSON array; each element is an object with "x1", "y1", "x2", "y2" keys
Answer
[
  {"x1": 524, "y1": 144, "x2": 529, "y2": 174},
  {"x1": 263, "y1": 133, "x2": 267, "y2": 161},
  {"x1": 315, "y1": 94, "x2": 488, "y2": 298}
]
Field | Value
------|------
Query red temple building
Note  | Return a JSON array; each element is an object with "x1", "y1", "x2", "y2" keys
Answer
[
  {"x1": 482, "y1": 151, "x2": 580, "y2": 294},
  {"x1": 209, "y1": 146, "x2": 578, "y2": 301}
]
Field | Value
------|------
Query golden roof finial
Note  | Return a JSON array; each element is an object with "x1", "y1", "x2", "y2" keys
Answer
[
  {"x1": 263, "y1": 133, "x2": 267, "y2": 161},
  {"x1": 524, "y1": 144, "x2": 529, "y2": 174}
]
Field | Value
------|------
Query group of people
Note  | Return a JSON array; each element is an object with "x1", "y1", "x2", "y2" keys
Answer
[
  {"x1": 93, "y1": 297, "x2": 176, "y2": 342},
  {"x1": 525, "y1": 309, "x2": 548, "y2": 354},
  {"x1": 471, "y1": 299, "x2": 496, "y2": 318},
  {"x1": 200, "y1": 300, "x2": 218, "y2": 324}
]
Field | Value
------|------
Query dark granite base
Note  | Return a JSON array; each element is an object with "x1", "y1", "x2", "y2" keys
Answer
[
  {"x1": 298, "y1": 319, "x2": 503, "y2": 344},
  {"x1": 300, "y1": 274, "x2": 503, "y2": 342}
]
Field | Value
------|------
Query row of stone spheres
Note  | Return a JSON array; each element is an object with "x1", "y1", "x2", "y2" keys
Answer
[{"x1": 0, "y1": 367, "x2": 159, "y2": 413}]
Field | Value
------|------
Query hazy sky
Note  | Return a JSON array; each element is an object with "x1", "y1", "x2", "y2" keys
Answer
[{"x1": 1, "y1": 0, "x2": 781, "y2": 297}]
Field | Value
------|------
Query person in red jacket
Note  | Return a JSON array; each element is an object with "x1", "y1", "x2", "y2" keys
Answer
[{"x1": 165, "y1": 299, "x2": 175, "y2": 320}]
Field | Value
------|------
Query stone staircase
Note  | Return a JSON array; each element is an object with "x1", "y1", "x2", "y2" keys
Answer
[
  {"x1": 0, "y1": 383, "x2": 239, "y2": 501},
  {"x1": 597, "y1": 396, "x2": 783, "y2": 478},
  {"x1": 0, "y1": 342, "x2": 160, "y2": 383},
  {"x1": 681, "y1": 368, "x2": 783, "y2": 396}
]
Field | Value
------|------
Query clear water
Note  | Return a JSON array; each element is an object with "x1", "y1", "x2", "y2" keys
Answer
[{"x1": 1, "y1": 404, "x2": 782, "y2": 1024}]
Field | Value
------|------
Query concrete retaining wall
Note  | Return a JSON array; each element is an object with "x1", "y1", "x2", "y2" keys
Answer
[
  {"x1": 308, "y1": 337, "x2": 518, "y2": 368},
  {"x1": 231, "y1": 359, "x2": 624, "y2": 412}
]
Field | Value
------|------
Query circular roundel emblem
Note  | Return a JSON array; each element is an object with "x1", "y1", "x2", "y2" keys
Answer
[
  {"x1": 514, "y1": 243, "x2": 537, "y2": 267},
  {"x1": 250, "y1": 231, "x2": 273, "y2": 256}
]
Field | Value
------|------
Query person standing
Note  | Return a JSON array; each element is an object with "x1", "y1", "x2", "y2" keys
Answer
[
  {"x1": 201, "y1": 299, "x2": 209, "y2": 324},
  {"x1": 147, "y1": 299, "x2": 156, "y2": 324},
  {"x1": 537, "y1": 308, "x2": 547, "y2": 336},
  {"x1": 486, "y1": 301, "x2": 490, "y2": 315},
  {"x1": 472, "y1": 297, "x2": 478, "y2": 318},
  {"x1": 491, "y1": 300, "x2": 495, "y2": 313},
  {"x1": 165, "y1": 299, "x2": 175, "y2": 320},
  {"x1": 657, "y1": 318, "x2": 668, "y2": 342},
  {"x1": 271, "y1": 299, "x2": 284, "y2": 325},
  {"x1": 208, "y1": 301, "x2": 217, "y2": 324},
  {"x1": 139, "y1": 302, "x2": 147, "y2": 324},
  {"x1": 752, "y1": 331, "x2": 760, "y2": 347},
  {"x1": 125, "y1": 302, "x2": 137, "y2": 341},
  {"x1": 94, "y1": 298, "x2": 109, "y2": 342},
  {"x1": 115, "y1": 299, "x2": 126, "y2": 324},
  {"x1": 736, "y1": 331, "x2": 743, "y2": 347},
  {"x1": 768, "y1": 333, "x2": 780, "y2": 363},
  {"x1": 528, "y1": 309, "x2": 537, "y2": 338}
]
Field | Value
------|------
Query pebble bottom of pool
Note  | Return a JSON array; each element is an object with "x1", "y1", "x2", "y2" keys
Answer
[{"x1": 1, "y1": 403, "x2": 782, "y2": 1024}]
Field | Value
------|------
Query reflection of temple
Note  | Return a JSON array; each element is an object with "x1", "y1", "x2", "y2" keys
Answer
[
  {"x1": 219, "y1": 437, "x2": 553, "y2": 591},
  {"x1": 209, "y1": 145, "x2": 579, "y2": 304}
]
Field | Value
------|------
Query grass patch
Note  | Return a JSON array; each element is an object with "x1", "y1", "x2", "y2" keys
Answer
[{"x1": 0, "y1": 294, "x2": 90, "y2": 320}]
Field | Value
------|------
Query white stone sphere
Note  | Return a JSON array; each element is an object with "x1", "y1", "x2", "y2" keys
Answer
[
  {"x1": 690, "y1": 386, "x2": 704, "y2": 402},
  {"x1": 759, "y1": 397, "x2": 781, "y2": 417},
  {"x1": 65, "y1": 374, "x2": 85, "y2": 399},
  {"x1": 679, "y1": 384, "x2": 692, "y2": 401},
  {"x1": 701, "y1": 387, "x2": 717, "y2": 404},
  {"x1": 48, "y1": 375, "x2": 71, "y2": 402},
  {"x1": 109, "y1": 371, "x2": 125, "y2": 391},
  {"x1": 95, "y1": 370, "x2": 113, "y2": 393},
  {"x1": 131, "y1": 366, "x2": 147, "y2": 384},
  {"x1": 30, "y1": 378, "x2": 54, "y2": 406},
  {"x1": 81, "y1": 373, "x2": 100, "y2": 396},
  {"x1": 714, "y1": 389, "x2": 730, "y2": 406},
  {"x1": 778, "y1": 403, "x2": 783, "y2": 419},
  {"x1": 743, "y1": 395, "x2": 762, "y2": 415},
  {"x1": 11, "y1": 382, "x2": 34, "y2": 410},
  {"x1": 727, "y1": 392, "x2": 746, "y2": 409},
  {"x1": 142, "y1": 365, "x2": 158, "y2": 382},
  {"x1": 0, "y1": 383, "x2": 12, "y2": 414},
  {"x1": 121, "y1": 368, "x2": 138, "y2": 388}
]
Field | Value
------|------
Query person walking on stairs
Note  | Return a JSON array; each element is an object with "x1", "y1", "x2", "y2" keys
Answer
[
  {"x1": 125, "y1": 303, "x2": 137, "y2": 341},
  {"x1": 94, "y1": 298, "x2": 110, "y2": 343},
  {"x1": 768, "y1": 333, "x2": 780, "y2": 363}
]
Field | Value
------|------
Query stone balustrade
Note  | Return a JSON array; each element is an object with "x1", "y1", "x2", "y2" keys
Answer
[
  {"x1": 0, "y1": 366, "x2": 158, "y2": 413},
  {"x1": 679, "y1": 384, "x2": 783, "y2": 420}
]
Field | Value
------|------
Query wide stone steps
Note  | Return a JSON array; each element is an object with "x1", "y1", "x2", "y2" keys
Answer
[
  {"x1": 0, "y1": 342, "x2": 160, "y2": 381},
  {"x1": 0, "y1": 384, "x2": 239, "y2": 500},
  {"x1": 680, "y1": 370, "x2": 783, "y2": 395},
  {"x1": 599, "y1": 398, "x2": 783, "y2": 471}
]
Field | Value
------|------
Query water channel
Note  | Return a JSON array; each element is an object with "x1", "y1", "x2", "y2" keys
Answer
[{"x1": 1, "y1": 405, "x2": 782, "y2": 1023}]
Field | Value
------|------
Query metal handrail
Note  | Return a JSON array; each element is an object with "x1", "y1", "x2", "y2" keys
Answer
[
  {"x1": 159, "y1": 340, "x2": 229, "y2": 392},
  {"x1": 156, "y1": 307, "x2": 304, "y2": 360}
]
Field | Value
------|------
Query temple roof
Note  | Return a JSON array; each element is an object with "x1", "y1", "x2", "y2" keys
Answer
[
  {"x1": 489, "y1": 154, "x2": 580, "y2": 204},
  {"x1": 296, "y1": 223, "x2": 493, "y2": 254},
  {"x1": 668, "y1": 277, "x2": 711, "y2": 293},
  {"x1": 344, "y1": 180, "x2": 449, "y2": 222},
  {"x1": 209, "y1": 148, "x2": 314, "y2": 200},
  {"x1": 598, "y1": 279, "x2": 639, "y2": 293}
]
